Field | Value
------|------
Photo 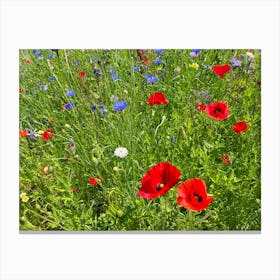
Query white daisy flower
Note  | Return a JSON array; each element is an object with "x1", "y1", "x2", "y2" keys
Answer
[{"x1": 114, "y1": 147, "x2": 128, "y2": 158}]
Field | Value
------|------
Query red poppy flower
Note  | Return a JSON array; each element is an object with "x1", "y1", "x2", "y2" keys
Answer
[
  {"x1": 71, "y1": 188, "x2": 77, "y2": 193},
  {"x1": 221, "y1": 155, "x2": 230, "y2": 164},
  {"x1": 19, "y1": 130, "x2": 27, "y2": 138},
  {"x1": 42, "y1": 129, "x2": 54, "y2": 141},
  {"x1": 205, "y1": 102, "x2": 229, "y2": 120},
  {"x1": 232, "y1": 121, "x2": 248, "y2": 133},
  {"x1": 19, "y1": 87, "x2": 24, "y2": 94},
  {"x1": 213, "y1": 64, "x2": 231, "y2": 78},
  {"x1": 148, "y1": 92, "x2": 169, "y2": 105},
  {"x1": 197, "y1": 104, "x2": 206, "y2": 111},
  {"x1": 78, "y1": 71, "x2": 85, "y2": 78},
  {"x1": 26, "y1": 59, "x2": 31, "y2": 65},
  {"x1": 177, "y1": 178, "x2": 214, "y2": 211},
  {"x1": 138, "y1": 162, "x2": 181, "y2": 200},
  {"x1": 89, "y1": 177, "x2": 98, "y2": 185}
]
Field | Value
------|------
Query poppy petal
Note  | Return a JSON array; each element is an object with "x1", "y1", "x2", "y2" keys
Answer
[
  {"x1": 138, "y1": 162, "x2": 181, "y2": 200},
  {"x1": 148, "y1": 92, "x2": 168, "y2": 105},
  {"x1": 213, "y1": 64, "x2": 231, "y2": 78},
  {"x1": 177, "y1": 178, "x2": 214, "y2": 211}
]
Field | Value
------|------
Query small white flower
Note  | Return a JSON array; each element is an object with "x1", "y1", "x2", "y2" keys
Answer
[{"x1": 114, "y1": 147, "x2": 128, "y2": 158}]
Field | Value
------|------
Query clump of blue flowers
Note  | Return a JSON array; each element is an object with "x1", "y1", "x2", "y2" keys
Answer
[
  {"x1": 66, "y1": 90, "x2": 76, "y2": 97},
  {"x1": 48, "y1": 54, "x2": 55, "y2": 60},
  {"x1": 145, "y1": 74, "x2": 158, "y2": 84},
  {"x1": 108, "y1": 68, "x2": 120, "y2": 81},
  {"x1": 154, "y1": 49, "x2": 164, "y2": 54},
  {"x1": 111, "y1": 73, "x2": 120, "y2": 81},
  {"x1": 154, "y1": 59, "x2": 162, "y2": 65},
  {"x1": 230, "y1": 56, "x2": 242, "y2": 67},
  {"x1": 64, "y1": 102, "x2": 75, "y2": 110},
  {"x1": 189, "y1": 49, "x2": 201, "y2": 57}
]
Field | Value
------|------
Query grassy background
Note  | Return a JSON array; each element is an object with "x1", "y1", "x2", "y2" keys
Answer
[{"x1": 19, "y1": 49, "x2": 261, "y2": 231}]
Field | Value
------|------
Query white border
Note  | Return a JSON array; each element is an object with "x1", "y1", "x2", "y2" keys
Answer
[{"x1": 1, "y1": 1, "x2": 279, "y2": 280}]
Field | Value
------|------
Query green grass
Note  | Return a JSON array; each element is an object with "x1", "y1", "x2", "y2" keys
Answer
[{"x1": 19, "y1": 49, "x2": 261, "y2": 231}]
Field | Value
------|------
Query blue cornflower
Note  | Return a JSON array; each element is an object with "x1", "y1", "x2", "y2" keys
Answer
[
  {"x1": 49, "y1": 76, "x2": 55, "y2": 82},
  {"x1": 32, "y1": 49, "x2": 37, "y2": 53},
  {"x1": 48, "y1": 54, "x2": 54, "y2": 60},
  {"x1": 145, "y1": 74, "x2": 158, "y2": 84},
  {"x1": 66, "y1": 90, "x2": 76, "y2": 97},
  {"x1": 75, "y1": 61, "x2": 81, "y2": 66},
  {"x1": 35, "y1": 51, "x2": 42, "y2": 57},
  {"x1": 91, "y1": 105, "x2": 97, "y2": 111},
  {"x1": 154, "y1": 49, "x2": 164, "y2": 54},
  {"x1": 133, "y1": 66, "x2": 139, "y2": 71},
  {"x1": 64, "y1": 102, "x2": 75, "y2": 110},
  {"x1": 230, "y1": 56, "x2": 242, "y2": 67},
  {"x1": 170, "y1": 137, "x2": 176, "y2": 143},
  {"x1": 154, "y1": 59, "x2": 162, "y2": 65},
  {"x1": 111, "y1": 73, "x2": 120, "y2": 81},
  {"x1": 192, "y1": 49, "x2": 201, "y2": 54},
  {"x1": 113, "y1": 100, "x2": 127, "y2": 111}
]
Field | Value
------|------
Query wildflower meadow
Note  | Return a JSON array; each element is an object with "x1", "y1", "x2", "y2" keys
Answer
[{"x1": 19, "y1": 49, "x2": 261, "y2": 231}]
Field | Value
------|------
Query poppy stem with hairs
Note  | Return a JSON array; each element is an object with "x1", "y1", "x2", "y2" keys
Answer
[
  {"x1": 160, "y1": 196, "x2": 168, "y2": 230},
  {"x1": 154, "y1": 115, "x2": 166, "y2": 138}
]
